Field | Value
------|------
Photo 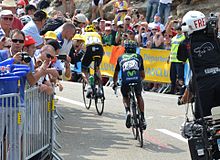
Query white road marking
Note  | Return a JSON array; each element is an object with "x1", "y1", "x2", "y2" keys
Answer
[
  {"x1": 55, "y1": 95, "x2": 85, "y2": 107},
  {"x1": 156, "y1": 129, "x2": 188, "y2": 143}
]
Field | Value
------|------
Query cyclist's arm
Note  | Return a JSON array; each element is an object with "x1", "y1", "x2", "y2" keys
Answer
[
  {"x1": 139, "y1": 55, "x2": 145, "y2": 80},
  {"x1": 113, "y1": 60, "x2": 120, "y2": 85}
]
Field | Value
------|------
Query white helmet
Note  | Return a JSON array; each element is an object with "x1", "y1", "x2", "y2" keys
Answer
[{"x1": 181, "y1": 11, "x2": 206, "y2": 35}]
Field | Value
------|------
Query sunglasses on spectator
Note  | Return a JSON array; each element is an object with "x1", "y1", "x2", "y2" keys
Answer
[
  {"x1": 125, "y1": 18, "x2": 131, "y2": 21},
  {"x1": 46, "y1": 53, "x2": 54, "y2": 59},
  {"x1": 3, "y1": 45, "x2": 10, "y2": 48},
  {"x1": 12, "y1": 39, "x2": 24, "y2": 43},
  {"x1": 2, "y1": 17, "x2": 13, "y2": 21},
  {"x1": 105, "y1": 24, "x2": 111, "y2": 26}
]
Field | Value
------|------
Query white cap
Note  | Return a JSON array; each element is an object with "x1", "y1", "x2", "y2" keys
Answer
[
  {"x1": 0, "y1": 10, "x2": 13, "y2": 17},
  {"x1": 74, "y1": 13, "x2": 88, "y2": 23},
  {"x1": 16, "y1": 8, "x2": 25, "y2": 16},
  {"x1": 124, "y1": 15, "x2": 131, "y2": 20},
  {"x1": 105, "y1": 21, "x2": 111, "y2": 24},
  {"x1": 117, "y1": 21, "x2": 123, "y2": 26},
  {"x1": 105, "y1": 26, "x2": 111, "y2": 30}
]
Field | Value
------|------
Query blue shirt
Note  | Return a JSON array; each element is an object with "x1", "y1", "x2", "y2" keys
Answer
[{"x1": 22, "y1": 20, "x2": 44, "y2": 47}]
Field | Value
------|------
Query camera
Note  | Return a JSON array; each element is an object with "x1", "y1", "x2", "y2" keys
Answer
[
  {"x1": 56, "y1": 54, "x2": 67, "y2": 61},
  {"x1": 21, "y1": 52, "x2": 31, "y2": 63},
  {"x1": 206, "y1": 12, "x2": 218, "y2": 35}
]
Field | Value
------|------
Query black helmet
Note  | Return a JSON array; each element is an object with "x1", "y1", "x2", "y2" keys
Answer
[{"x1": 124, "y1": 40, "x2": 137, "y2": 53}]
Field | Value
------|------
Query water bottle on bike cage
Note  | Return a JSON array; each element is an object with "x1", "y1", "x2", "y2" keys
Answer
[{"x1": 89, "y1": 75, "x2": 94, "y2": 86}]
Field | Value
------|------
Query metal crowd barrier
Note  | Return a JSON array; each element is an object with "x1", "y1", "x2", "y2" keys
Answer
[{"x1": 0, "y1": 86, "x2": 63, "y2": 160}]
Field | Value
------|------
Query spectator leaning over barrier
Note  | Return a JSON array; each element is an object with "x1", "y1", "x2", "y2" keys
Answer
[
  {"x1": 22, "y1": 10, "x2": 47, "y2": 49},
  {"x1": 91, "y1": 0, "x2": 104, "y2": 21},
  {"x1": 157, "y1": 0, "x2": 172, "y2": 24},
  {"x1": 55, "y1": 22, "x2": 76, "y2": 56},
  {"x1": 167, "y1": 24, "x2": 185, "y2": 94},
  {"x1": 35, "y1": 45, "x2": 57, "y2": 95},
  {"x1": 0, "y1": 10, "x2": 14, "y2": 37},
  {"x1": 148, "y1": 13, "x2": 165, "y2": 32},
  {"x1": 23, "y1": 35, "x2": 37, "y2": 64},
  {"x1": 146, "y1": 0, "x2": 159, "y2": 23},
  {"x1": 0, "y1": 29, "x2": 50, "y2": 86}
]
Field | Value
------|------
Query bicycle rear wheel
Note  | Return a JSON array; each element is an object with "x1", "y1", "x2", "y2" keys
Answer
[
  {"x1": 94, "y1": 85, "x2": 105, "y2": 115},
  {"x1": 137, "y1": 115, "x2": 144, "y2": 147},
  {"x1": 82, "y1": 81, "x2": 92, "y2": 109}
]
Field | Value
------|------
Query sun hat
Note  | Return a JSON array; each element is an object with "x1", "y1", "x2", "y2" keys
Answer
[
  {"x1": 44, "y1": 31, "x2": 57, "y2": 40},
  {"x1": 0, "y1": 0, "x2": 16, "y2": 7},
  {"x1": 24, "y1": 35, "x2": 36, "y2": 47}
]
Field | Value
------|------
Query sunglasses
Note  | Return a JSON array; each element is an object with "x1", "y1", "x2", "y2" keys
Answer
[
  {"x1": 2, "y1": 17, "x2": 13, "y2": 21},
  {"x1": 125, "y1": 18, "x2": 131, "y2": 21},
  {"x1": 12, "y1": 39, "x2": 24, "y2": 43},
  {"x1": 46, "y1": 53, "x2": 54, "y2": 59},
  {"x1": 3, "y1": 45, "x2": 10, "y2": 48}
]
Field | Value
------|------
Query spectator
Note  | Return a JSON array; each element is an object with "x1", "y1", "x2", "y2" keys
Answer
[
  {"x1": 152, "y1": 27, "x2": 164, "y2": 49},
  {"x1": 24, "y1": 4, "x2": 37, "y2": 17},
  {"x1": 113, "y1": 0, "x2": 128, "y2": 22},
  {"x1": 102, "y1": 26, "x2": 114, "y2": 45},
  {"x1": 163, "y1": 32, "x2": 172, "y2": 50},
  {"x1": 72, "y1": 13, "x2": 88, "y2": 29},
  {"x1": 23, "y1": 35, "x2": 37, "y2": 63},
  {"x1": 115, "y1": 21, "x2": 124, "y2": 45},
  {"x1": 123, "y1": 15, "x2": 132, "y2": 32},
  {"x1": 16, "y1": 8, "x2": 25, "y2": 18},
  {"x1": 91, "y1": 0, "x2": 104, "y2": 21},
  {"x1": 157, "y1": 0, "x2": 172, "y2": 24},
  {"x1": 0, "y1": 10, "x2": 14, "y2": 37},
  {"x1": 55, "y1": 22, "x2": 76, "y2": 55},
  {"x1": 35, "y1": 45, "x2": 57, "y2": 95},
  {"x1": 127, "y1": 28, "x2": 136, "y2": 41},
  {"x1": 44, "y1": 31, "x2": 57, "y2": 41},
  {"x1": 22, "y1": 10, "x2": 47, "y2": 48},
  {"x1": 148, "y1": 13, "x2": 165, "y2": 32},
  {"x1": 146, "y1": 0, "x2": 159, "y2": 23},
  {"x1": 137, "y1": 22, "x2": 153, "y2": 48},
  {"x1": 0, "y1": 0, "x2": 24, "y2": 30},
  {"x1": 17, "y1": 0, "x2": 26, "y2": 9},
  {"x1": 99, "y1": 19, "x2": 106, "y2": 33}
]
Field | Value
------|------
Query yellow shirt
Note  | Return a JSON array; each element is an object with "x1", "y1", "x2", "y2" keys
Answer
[{"x1": 82, "y1": 32, "x2": 103, "y2": 46}]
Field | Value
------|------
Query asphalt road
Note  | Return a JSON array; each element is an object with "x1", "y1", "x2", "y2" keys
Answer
[{"x1": 54, "y1": 81, "x2": 191, "y2": 160}]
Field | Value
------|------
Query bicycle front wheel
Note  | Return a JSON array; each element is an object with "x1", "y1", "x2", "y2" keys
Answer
[
  {"x1": 94, "y1": 86, "x2": 105, "y2": 115},
  {"x1": 82, "y1": 81, "x2": 92, "y2": 109}
]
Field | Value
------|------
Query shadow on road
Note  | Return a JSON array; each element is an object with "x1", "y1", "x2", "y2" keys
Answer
[{"x1": 56, "y1": 103, "x2": 130, "y2": 160}]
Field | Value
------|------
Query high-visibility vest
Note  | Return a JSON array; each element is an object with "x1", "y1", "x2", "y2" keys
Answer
[{"x1": 170, "y1": 34, "x2": 185, "y2": 63}]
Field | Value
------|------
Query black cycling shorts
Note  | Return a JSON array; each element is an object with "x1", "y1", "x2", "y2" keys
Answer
[
  {"x1": 81, "y1": 44, "x2": 104, "y2": 69},
  {"x1": 121, "y1": 82, "x2": 142, "y2": 98}
]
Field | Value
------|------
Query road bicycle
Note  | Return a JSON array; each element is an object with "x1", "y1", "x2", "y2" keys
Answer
[
  {"x1": 82, "y1": 56, "x2": 105, "y2": 116},
  {"x1": 129, "y1": 83, "x2": 144, "y2": 147}
]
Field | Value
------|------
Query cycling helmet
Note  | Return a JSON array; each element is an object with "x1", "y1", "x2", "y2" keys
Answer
[
  {"x1": 20, "y1": 15, "x2": 32, "y2": 25},
  {"x1": 84, "y1": 25, "x2": 96, "y2": 32},
  {"x1": 181, "y1": 10, "x2": 206, "y2": 35},
  {"x1": 124, "y1": 40, "x2": 137, "y2": 53}
]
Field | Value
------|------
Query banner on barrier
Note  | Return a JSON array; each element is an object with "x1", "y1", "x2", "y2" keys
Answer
[{"x1": 100, "y1": 46, "x2": 171, "y2": 83}]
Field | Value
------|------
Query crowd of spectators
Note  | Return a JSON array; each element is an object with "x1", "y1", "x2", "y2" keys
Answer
[{"x1": 0, "y1": 0, "x2": 184, "y2": 95}]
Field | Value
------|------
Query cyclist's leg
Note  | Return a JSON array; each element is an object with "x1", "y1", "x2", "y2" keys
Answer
[
  {"x1": 121, "y1": 84, "x2": 131, "y2": 128},
  {"x1": 81, "y1": 46, "x2": 93, "y2": 84},
  {"x1": 135, "y1": 82, "x2": 146, "y2": 128}
]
